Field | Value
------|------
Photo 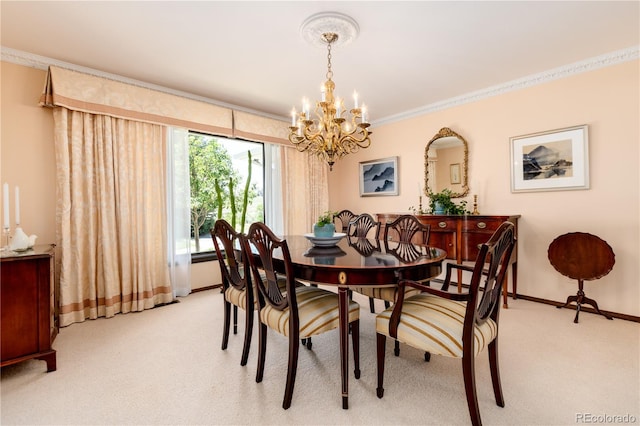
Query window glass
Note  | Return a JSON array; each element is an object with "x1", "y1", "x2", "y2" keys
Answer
[{"x1": 189, "y1": 133, "x2": 264, "y2": 253}]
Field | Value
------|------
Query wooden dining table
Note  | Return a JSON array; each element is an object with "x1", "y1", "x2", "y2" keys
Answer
[{"x1": 270, "y1": 235, "x2": 447, "y2": 409}]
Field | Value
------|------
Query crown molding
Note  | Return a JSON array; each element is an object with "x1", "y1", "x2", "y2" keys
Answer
[
  {"x1": 3, "y1": 45, "x2": 638, "y2": 126},
  {"x1": 0, "y1": 46, "x2": 287, "y2": 123},
  {"x1": 374, "y1": 45, "x2": 639, "y2": 126}
]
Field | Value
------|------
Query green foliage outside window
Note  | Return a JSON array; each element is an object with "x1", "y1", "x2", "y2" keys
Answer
[{"x1": 188, "y1": 134, "x2": 260, "y2": 252}]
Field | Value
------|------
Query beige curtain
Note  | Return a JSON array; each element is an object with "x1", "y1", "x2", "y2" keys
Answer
[
  {"x1": 282, "y1": 148, "x2": 329, "y2": 235},
  {"x1": 54, "y1": 108, "x2": 173, "y2": 327}
]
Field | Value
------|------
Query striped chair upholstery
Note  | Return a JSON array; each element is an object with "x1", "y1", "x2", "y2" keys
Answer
[
  {"x1": 243, "y1": 222, "x2": 361, "y2": 410},
  {"x1": 355, "y1": 286, "x2": 421, "y2": 308},
  {"x1": 375, "y1": 221, "x2": 516, "y2": 426},
  {"x1": 261, "y1": 285, "x2": 360, "y2": 338},
  {"x1": 376, "y1": 295, "x2": 497, "y2": 358}
]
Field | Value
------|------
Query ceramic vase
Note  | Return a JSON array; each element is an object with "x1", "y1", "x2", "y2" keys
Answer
[{"x1": 313, "y1": 223, "x2": 335, "y2": 238}]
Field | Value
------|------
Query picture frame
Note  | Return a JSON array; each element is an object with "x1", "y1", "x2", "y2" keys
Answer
[
  {"x1": 510, "y1": 124, "x2": 589, "y2": 193},
  {"x1": 450, "y1": 163, "x2": 461, "y2": 184},
  {"x1": 359, "y1": 156, "x2": 398, "y2": 197}
]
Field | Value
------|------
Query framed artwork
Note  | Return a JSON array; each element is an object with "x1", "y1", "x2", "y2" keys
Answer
[
  {"x1": 450, "y1": 163, "x2": 461, "y2": 184},
  {"x1": 359, "y1": 156, "x2": 398, "y2": 196},
  {"x1": 510, "y1": 125, "x2": 589, "y2": 193}
]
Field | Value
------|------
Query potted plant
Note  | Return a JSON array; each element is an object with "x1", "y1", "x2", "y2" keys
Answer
[
  {"x1": 428, "y1": 189, "x2": 469, "y2": 215},
  {"x1": 313, "y1": 211, "x2": 336, "y2": 237}
]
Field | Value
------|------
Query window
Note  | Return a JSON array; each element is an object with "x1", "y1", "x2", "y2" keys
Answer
[{"x1": 189, "y1": 132, "x2": 264, "y2": 257}]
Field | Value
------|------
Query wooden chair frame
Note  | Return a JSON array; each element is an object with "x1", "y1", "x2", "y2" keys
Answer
[
  {"x1": 376, "y1": 222, "x2": 516, "y2": 426},
  {"x1": 211, "y1": 219, "x2": 254, "y2": 366},
  {"x1": 243, "y1": 222, "x2": 361, "y2": 410},
  {"x1": 334, "y1": 209, "x2": 356, "y2": 233}
]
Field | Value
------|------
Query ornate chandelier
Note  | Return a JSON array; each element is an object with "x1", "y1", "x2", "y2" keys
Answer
[{"x1": 289, "y1": 22, "x2": 371, "y2": 171}]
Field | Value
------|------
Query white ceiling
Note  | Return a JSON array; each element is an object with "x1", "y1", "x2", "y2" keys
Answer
[{"x1": 2, "y1": 1, "x2": 639, "y2": 124}]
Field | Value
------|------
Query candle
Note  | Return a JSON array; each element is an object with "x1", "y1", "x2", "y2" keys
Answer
[
  {"x1": 335, "y1": 98, "x2": 342, "y2": 116},
  {"x1": 15, "y1": 186, "x2": 20, "y2": 225},
  {"x1": 361, "y1": 105, "x2": 367, "y2": 123},
  {"x1": 3, "y1": 183, "x2": 9, "y2": 229},
  {"x1": 291, "y1": 108, "x2": 296, "y2": 126},
  {"x1": 353, "y1": 91, "x2": 359, "y2": 109}
]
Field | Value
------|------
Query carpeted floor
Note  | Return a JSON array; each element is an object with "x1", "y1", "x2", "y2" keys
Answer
[{"x1": 1, "y1": 289, "x2": 638, "y2": 425}]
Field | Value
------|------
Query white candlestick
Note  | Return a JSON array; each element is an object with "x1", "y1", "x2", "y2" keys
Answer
[
  {"x1": 353, "y1": 91, "x2": 359, "y2": 109},
  {"x1": 3, "y1": 183, "x2": 9, "y2": 229},
  {"x1": 291, "y1": 108, "x2": 296, "y2": 126},
  {"x1": 15, "y1": 186, "x2": 20, "y2": 225}
]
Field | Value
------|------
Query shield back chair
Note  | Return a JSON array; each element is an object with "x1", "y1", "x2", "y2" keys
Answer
[
  {"x1": 548, "y1": 232, "x2": 615, "y2": 323},
  {"x1": 242, "y1": 222, "x2": 361, "y2": 410},
  {"x1": 346, "y1": 213, "x2": 382, "y2": 313},
  {"x1": 375, "y1": 221, "x2": 516, "y2": 426},
  {"x1": 334, "y1": 209, "x2": 356, "y2": 232},
  {"x1": 353, "y1": 214, "x2": 432, "y2": 357},
  {"x1": 346, "y1": 213, "x2": 381, "y2": 239},
  {"x1": 211, "y1": 219, "x2": 254, "y2": 366}
]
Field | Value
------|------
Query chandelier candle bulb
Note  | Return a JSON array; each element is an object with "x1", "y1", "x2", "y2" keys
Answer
[{"x1": 353, "y1": 91, "x2": 359, "y2": 108}]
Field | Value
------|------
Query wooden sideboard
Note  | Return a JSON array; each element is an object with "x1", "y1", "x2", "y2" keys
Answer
[
  {"x1": 377, "y1": 213, "x2": 520, "y2": 308},
  {"x1": 1, "y1": 244, "x2": 57, "y2": 371}
]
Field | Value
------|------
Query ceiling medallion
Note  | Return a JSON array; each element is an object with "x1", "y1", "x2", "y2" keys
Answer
[{"x1": 300, "y1": 12, "x2": 360, "y2": 49}]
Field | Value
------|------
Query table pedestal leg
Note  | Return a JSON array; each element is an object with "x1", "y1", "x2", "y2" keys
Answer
[{"x1": 338, "y1": 285, "x2": 349, "y2": 409}]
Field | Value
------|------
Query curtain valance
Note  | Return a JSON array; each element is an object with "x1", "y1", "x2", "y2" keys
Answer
[
  {"x1": 232, "y1": 110, "x2": 290, "y2": 146},
  {"x1": 40, "y1": 66, "x2": 234, "y2": 137}
]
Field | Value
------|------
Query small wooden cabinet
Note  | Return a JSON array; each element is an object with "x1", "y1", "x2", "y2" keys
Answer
[
  {"x1": 378, "y1": 214, "x2": 520, "y2": 307},
  {"x1": 1, "y1": 244, "x2": 57, "y2": 371}
]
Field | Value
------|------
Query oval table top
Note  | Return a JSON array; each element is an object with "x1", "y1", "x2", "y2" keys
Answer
[{"x1": 273, "y1": 235, "x2": 447, "y2": 286}]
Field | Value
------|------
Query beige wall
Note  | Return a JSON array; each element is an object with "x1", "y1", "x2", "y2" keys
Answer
[
  {"x1": 328, "y1": 60, "x2": 639, "y2": 317},
  {"x1": 1, "y1": 62, "x2": 56, "y2": 245},
  {"x1": 3, "y1": 60, "x2": 639, "y2": 315}
]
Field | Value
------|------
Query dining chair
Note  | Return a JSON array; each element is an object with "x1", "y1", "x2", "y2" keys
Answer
[
  {"x1": 346, "y1": 213, "x2": 382, "y2": 313},
  {"x1": 211, "y1": 219, "x2": 254, "y2": 366},
  {"x1": 242, "y1": 222, "x2": 361, "y2": 410},
  {"x1": 351, "y1": 214, "x2": 428, "y2": 314},
  {"x1": 334, "y1": 209, "x2": 356, "y2": 232},
  {"x1": 346, "y1": 213, "x2": 381, "y2": 239},
  {"x1": 353, "y1": 214, "x2": 431, "y2": 356},
  {"x1": 375, "y1": 221, "x2": 516, "y2": 426}
]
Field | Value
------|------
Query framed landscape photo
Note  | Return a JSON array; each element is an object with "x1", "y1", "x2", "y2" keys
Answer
[
  {"x1": 359, "y1": 156, "x2": 398, "y2": 196},
  {"x1": 510, "y1": 125, "x2": 589, "y2": 193}
]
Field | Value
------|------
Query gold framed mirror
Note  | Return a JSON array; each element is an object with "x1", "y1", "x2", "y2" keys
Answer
[{"x1": 424, "y1": 127, "x2": 469, "y2": 198}]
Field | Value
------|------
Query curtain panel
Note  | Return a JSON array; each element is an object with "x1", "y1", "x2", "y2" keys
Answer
[{"x1": 54, "y1": 108, "x2": 174, "y2": 327}]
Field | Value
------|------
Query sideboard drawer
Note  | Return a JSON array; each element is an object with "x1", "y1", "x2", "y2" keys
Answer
[{"x1": 462, "y1": 218, "x2": 504, "y2": 232}]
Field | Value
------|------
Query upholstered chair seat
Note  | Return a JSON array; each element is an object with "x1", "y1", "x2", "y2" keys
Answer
[
  {"x1": 376, "y1": 295, "x2": 497, "y2": 358},
  {"x1": 260, "y1": 285, "x2": 360, "y2": 338}
]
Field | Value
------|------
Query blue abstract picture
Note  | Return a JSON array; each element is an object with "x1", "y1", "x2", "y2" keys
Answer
[{"x1": 360, "y1": 157, "x2": 398, "y2": 196}]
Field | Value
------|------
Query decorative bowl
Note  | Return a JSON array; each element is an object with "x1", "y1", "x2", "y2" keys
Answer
[{"x1": 303, "y1": 232, "x2": 346, "y2": 247}]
